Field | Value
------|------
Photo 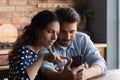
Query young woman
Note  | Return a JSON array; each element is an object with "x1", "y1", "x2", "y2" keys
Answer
[{"x1": 8, "y1": 10, "x2": 62, "y2": 80}]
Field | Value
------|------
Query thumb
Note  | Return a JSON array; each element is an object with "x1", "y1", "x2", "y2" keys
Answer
[{"x1": 64, "y1": 57, "x2": 72, "y2": 70}]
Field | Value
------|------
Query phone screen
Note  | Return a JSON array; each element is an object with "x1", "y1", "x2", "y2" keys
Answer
[{"x1": 70, "y1": 55, "x2": 84, "y2": 68}]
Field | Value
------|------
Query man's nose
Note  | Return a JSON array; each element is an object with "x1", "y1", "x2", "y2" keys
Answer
[{"x1": 65, "y1": 33, "x2": 70, "y2": 40}]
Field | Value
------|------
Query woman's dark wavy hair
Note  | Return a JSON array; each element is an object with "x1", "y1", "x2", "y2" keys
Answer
[
  {"x1": 55, "y1": 7, "x2": 80, "y2": 26},
  {"x1": 9, "y1": 10, "x2": 59, "y2": 60}
]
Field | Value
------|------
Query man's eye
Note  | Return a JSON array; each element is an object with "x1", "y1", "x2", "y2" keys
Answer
[
  {"x1": 70, "y1": 31, "x2": 75, "y2": 34},
  {"x1": 48, "y1": 30, "x2": 52, "y2": 33}
]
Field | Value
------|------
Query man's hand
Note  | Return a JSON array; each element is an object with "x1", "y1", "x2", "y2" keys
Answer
[
  {"x1": 60, "y1": 57, "x2": 85, "y2": 80},
  {"x1": 76, "y1": 67, "x2": 86, "y2": 80}
]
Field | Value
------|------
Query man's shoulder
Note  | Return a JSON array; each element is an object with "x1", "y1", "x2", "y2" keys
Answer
[
  {"x1": 75, "y1": 32, "x2": 90, "y2": 39},
  {"x1": 73, "y1": 32, "x2": 91, "y2": 47},
  {"x1": 39, "y1": 48, "x2": 49, "y2": 55}
]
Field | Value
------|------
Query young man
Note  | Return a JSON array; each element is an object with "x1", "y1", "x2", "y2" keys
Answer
[{"x1": 40, "y1": 7, "x2": 107, "y2": 80}]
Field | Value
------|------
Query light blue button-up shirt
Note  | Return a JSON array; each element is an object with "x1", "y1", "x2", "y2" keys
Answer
[{"x1": 40, "y1": 32, "x2": 107, "y2": 74}]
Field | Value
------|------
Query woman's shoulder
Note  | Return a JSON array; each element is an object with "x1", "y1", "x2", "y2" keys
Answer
[{"x1": 17, "y1": 45, "x2": 31, "y2": 55}]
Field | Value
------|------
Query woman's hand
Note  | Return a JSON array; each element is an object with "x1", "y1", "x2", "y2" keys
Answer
[{"x1": 44, "y1": 52, "x2": 62, "y2": 64}]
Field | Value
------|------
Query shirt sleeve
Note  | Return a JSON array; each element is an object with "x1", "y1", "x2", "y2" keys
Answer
[
  {"x1": 41, "y1": 61, "x2": 56, "y2": 72},
  {"x1": 39, "y1": 48, "x2": 57, "y2": 73},
  {"x1": 77, "y1": 33, "x2": 107, "y2": 74}
]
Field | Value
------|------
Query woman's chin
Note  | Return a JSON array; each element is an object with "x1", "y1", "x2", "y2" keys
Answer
[{"x1": 46, "y1": 45, "x2": 52, "y2": 48}]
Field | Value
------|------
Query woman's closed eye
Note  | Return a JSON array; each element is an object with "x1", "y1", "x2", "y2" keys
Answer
[{"x1": 48, "y1": 30, "x2": 53, "y2": 33}]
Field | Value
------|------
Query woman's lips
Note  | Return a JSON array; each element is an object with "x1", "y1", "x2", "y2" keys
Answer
[{"x1": 49, "y1": 41, "x2": 54, "y2": 45}]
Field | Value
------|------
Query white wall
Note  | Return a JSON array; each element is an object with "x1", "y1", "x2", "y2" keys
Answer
[
  {"x1": 118, "y1": 0, "x2": 120, "y2": 68},
  {"x1": 107, "y1": 0, "x2": 118, "y2": 69}
]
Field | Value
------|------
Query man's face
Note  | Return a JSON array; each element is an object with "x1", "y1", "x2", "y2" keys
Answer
[{"x1": 58, "y1": 22, "x2": 77, "y2": 47}]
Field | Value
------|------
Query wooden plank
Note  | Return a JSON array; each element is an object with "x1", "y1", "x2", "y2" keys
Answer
[
  {"x1": 94, "y1": 43, "x2": 107, "y2": 58},
  {"x1": 0, "y1": 49, "x2": 11, "y2": 55}
]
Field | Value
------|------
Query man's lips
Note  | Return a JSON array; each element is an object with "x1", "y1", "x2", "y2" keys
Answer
[{"x1": 62, "y1": 39, "x2": 70, "y2": 42}]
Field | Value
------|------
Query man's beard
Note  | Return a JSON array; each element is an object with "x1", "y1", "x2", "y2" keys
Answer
[{"x1": 59, "y1": 39, "x2": 71, "y2": 47}]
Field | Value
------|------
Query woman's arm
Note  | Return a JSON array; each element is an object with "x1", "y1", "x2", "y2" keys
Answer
[
  {"x1": 25, "y1": 55, "x2": 45, "y2": 80},
  {"x1": 26, "y1": 52, "x2": 62, "y2": 80}
]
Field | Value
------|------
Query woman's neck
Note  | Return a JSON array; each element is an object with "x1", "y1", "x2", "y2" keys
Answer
[{"x1": 28, "y1": 44, "x2": 42, "y2": 54}]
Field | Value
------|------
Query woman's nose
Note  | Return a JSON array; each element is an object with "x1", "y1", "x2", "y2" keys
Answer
[{"x1": 51, "y1": 34, "x2": 57, "y2": 40}]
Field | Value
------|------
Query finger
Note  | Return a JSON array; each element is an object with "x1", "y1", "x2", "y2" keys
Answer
[
  {"x1": 60, "y1": 56, "x2": 70, "y2": 59},
  {"x1": 63, "y1": 57, "x2": 72, "y2": 70},
  {"x1": 82, "y1": 68, "x2": 86, "y2": 80},
  {"x1": 55, "y1": 67, "x2": 63, "y2": 72},
  {"x1": 76, "y1": 72, "x2": 82, "y2": 80},
  {"x1": 53, "y1": 57, "x2": 62, "y2": 64},
  {"x1": 76, "y1": 68, "x2": 85, "y2": 80},
  {"x1": 60, "y1": 56, "x2": 72, "y2": 63},
  {"x1": 55, "y1": 55, "x2": 63, "y2": 62},
  {"x1": 73, "y1": 64, "x2": 85, "y2": 73},
  {"x1": 49, "y1": 52, "x2": 56, "y2": 61},
  {"x1": 49, "y1": 52, "x2": 62, "y2": 63},
  {"x1": 53, "y1": 56, "x2": 68, "y2": 62},
  {"x1": 45, "y1": 52, "x2": 60, "y2": 63}
]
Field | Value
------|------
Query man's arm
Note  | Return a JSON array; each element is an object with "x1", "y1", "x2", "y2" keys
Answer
[
  {"x1": 73, "y1": 32, "x2": 107, "y2": 80},
  {"x1": 85, "y1": 64, "x2": 103, "y2": 79}
]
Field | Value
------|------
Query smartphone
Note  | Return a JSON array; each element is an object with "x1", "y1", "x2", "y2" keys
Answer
[{"x1": 70, "y1": 55, "x2": 84, "y2": 68}]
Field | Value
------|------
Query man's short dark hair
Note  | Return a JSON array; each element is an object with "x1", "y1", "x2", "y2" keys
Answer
[{"x1": 55, "y1": 7, "x2": 80, "y2": 25}]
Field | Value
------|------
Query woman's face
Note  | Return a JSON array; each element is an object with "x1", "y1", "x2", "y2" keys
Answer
[{"x1": 38, "y1": 21, "x2": 60, "y2": 48}]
